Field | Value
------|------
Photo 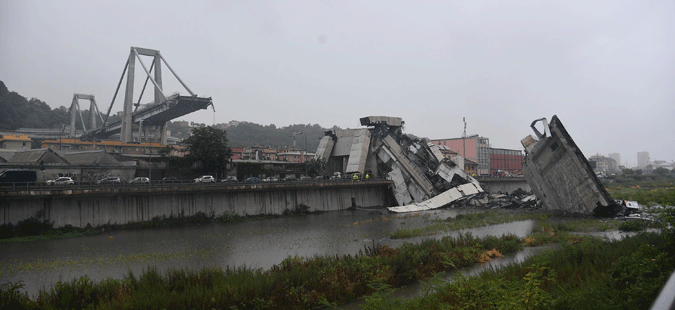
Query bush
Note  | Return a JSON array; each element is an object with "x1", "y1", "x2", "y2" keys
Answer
[{"x1": 618, "y1": 220, "x2": 646, "y2": 232}]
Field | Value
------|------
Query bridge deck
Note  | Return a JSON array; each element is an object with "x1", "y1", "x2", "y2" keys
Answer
[{"x1": 91, "y1": 96, "x2": 212, "y2": 137}]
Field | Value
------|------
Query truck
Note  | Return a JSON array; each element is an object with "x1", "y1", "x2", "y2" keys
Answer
[{"x1": 0, "y1": 169, "x2": 37, "y2": 185}]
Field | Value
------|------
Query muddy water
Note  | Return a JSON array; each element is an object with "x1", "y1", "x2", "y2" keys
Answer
[{"x1": 0, "y1": 208, "x2": 537, "y2": 296}]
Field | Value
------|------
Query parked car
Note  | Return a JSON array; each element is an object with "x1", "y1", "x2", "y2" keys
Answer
[
  {"x1": 162, "y1": 176, "x2": 177, "y2": 182},
  {"x1": 244, "y1": 177, "x2": 261, "y2": 184},
  {"x1": 194, "y1": 175, "x2": 215, "y2": 183},
  {"x1": 128, "y1": 177, "x2": 150, "y2": 184},
  {"x1": 46, "y1": 177, "x2": 75, "y2": 185},
  {"x1": 283, "y1": 175, "x2": 296, "y2": 181},
  {"x1": 97, "y1": 177, "x2": 121, "y2": 185},
  {"x1": 262, "y1": 177, "x2": 278, "y2": 182},
  {"x1": 299, "y1": 176, "x2": 312, "y2": 181},
  {"x1": 221, "y1": 176, "x2": 238, "y2": 182}
]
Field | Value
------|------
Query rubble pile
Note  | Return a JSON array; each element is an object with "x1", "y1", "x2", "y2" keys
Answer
[
  {"x1": 465, "y1": 192, "x2": 540, "y2": 210},
  {"x1": 315, "y1": 116, "x2": 484, "y2": 213}
]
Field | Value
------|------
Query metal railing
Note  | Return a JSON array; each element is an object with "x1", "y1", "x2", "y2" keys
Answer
[{"x1": 0, "y1": 177, "x2": 390, "y2": 193}]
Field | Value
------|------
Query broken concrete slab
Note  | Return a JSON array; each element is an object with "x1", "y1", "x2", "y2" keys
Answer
[
  {"x1": 315, "y1": 116, "x2": 484, "y2": 213},
  {"x1": 521, "y1": 115, "x2": 621, "y2": 216}
]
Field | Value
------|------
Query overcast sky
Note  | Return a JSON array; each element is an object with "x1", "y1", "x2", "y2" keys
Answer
[{"x1": 1, "y1": 0, "x2": 673, "y2": 166}]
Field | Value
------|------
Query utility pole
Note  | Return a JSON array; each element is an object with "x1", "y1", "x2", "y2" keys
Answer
[{"x1": 462, "y1": 117, "x2": 467, "y2": 159}]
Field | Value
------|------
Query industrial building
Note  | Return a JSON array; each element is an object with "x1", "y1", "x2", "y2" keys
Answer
[
  {"x1": 0, "y1": 134, "x2": 32, "y2": 150},
  {"x1": 429, "y1": 136, "x2": 491, "y2": 175},
  {"x1": 489, "y1": 148, "x2": 523, "y2": 177}
]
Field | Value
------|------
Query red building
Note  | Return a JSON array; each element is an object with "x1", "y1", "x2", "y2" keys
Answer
[
  {"x1": 430, "y1": 136, "x2": 491, "y2": 175},
  {"x1": 230, "y1": 147, "x2": 244, "y2": 160},
  {"x1": 489, "y1": 148, "x2": 523, "y2": 177}
]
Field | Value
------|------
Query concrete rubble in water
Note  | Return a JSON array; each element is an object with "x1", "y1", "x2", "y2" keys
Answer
[
  {"x1": 521, "y1": 115, "x2": 622, "y2": 216},
  {"x1": 314, "y1": 116, "x2": 483, "y2": 213}
]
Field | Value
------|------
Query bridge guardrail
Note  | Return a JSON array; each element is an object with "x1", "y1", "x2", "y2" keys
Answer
[{"x1": 0, "y1": 177, "x2": 390, "y2": 194}]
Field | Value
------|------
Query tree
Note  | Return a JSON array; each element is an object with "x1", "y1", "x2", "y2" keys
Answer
[
  {"x1": 305, "y1": 157, "x2": 327, "y2": 177},
  {"x1": 158, "y1": 145, "x2": 175, "y2": 158},
  {"x1": 183, "y1": 126, "x2": 232, "y2": 177},
  {"x1": 654, "y1": 167, "x2": 669, "y2": 175}
]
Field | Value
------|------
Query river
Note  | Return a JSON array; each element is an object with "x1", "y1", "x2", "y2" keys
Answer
[{"x1": 0, "y1": 207, "x2": 538, "y2": 297}]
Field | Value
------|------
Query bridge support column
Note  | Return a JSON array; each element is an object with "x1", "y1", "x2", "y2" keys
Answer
[
  {"x1": 159, "y1": 122, "x2": 167, "y2": 145},
  {"x1": 120, "y1": 50, "x2": 136, "y2": 143}
]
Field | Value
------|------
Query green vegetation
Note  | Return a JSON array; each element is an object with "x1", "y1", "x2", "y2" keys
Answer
[
  {"x1": 304, "y1": 157, "x2": 327, "y2": 177},
  {"x1": 183, "y1": 126, "x2": 233, "y2": 177},
  {"x1": 0, "y1": 233, "x2": 526, "y2": 309},
  {"x1": 361, "y1": 232, "x2": 674, "y2": 310},
  {"x1": 388, "y1": 211, "x2": 546, "y2": 239},
  {"x1": 604, "y1": 178, "x2": 675, "y2": 206}
]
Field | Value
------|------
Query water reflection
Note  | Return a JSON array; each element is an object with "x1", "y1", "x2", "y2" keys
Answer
[{"x1": 0, "y1": 208, "x2": 535, "y2": 296}]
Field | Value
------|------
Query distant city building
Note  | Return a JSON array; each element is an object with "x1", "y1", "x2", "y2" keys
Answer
[
  {"x1": 436, "y1": 145, "x2": 458, "y2": 159},
  {"x1": 0, "y1": 134, "x2": 32, "y2": 150},
  {"x1": 230, "y1": 147, "x2": 244, "y2": 160},
  {"x1": 637, "y1": 151, "x2": 650, "y2": 168},
  {"x1": 430, "y1": 136, "x2": 491, "y2": 175},
  {"x1": 608, "y1": 153, "x2": 620, "y2": 168},
  {"x1": 276, "y1": 151, "x2": 314, "y2": 163},
  {"x1": 589, "y1": 154, "x2": 618, "y2": 174},
  {"x1": 242, "y1": 147, "x2": 279, "y2": 161},
  {"x1": 652, "y1": 160, "x2": 674, "y2": 171},
  {"x1": 489, "y1": 148, "x2": 524, "y2": 177},
  {"x1": 463, "y1": 159, "x2": 478, "y2": 176}
]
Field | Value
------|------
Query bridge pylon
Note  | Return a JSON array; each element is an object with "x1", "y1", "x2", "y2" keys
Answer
[
  {"x1": 90, "y1": 47, "x2": 212, "y2": 143},
  {"x1": 69, "y1": 94, "x2": 103, "y2": 137}
]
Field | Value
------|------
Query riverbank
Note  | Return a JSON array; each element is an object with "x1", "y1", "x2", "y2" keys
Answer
[
  {"x1": 0, "y1": 205, "x2": 315, "y2": 243},
  {"x1": 360, "y1": 230, "x2": 674, "y2": 309},
  {"x1": 2, "y1": 211, "x2": 670, "y2": 309}
]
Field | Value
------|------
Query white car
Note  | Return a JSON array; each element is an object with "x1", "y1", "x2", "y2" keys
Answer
[
  {"x1": 47, "y1": 177, "x2": 74, "y2": 185},
  {"x1": 194, "y1": 175, "x2": 215, "y2": 183},
  {"x1": 128, "y1": 177, "x2": 150, "y2": 184}
]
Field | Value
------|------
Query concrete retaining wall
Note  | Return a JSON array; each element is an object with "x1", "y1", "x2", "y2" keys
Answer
[
  {"x1": 478, "y1": 178, "x2": 531, "y2": 194},
  {"x1": 1, "y1": 182, "x2": 392, "y2": 228}
]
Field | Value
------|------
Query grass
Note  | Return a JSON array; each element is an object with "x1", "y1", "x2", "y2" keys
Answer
[
  {"x1": 605, "y1": 179, "x2": 675, "y2": 206},
  {"x1": 363, "y1": 231, "x2": 675, "y2": 310},
  {"x1": 0, "y1": 233, "x2": 528, "y2": 309}
]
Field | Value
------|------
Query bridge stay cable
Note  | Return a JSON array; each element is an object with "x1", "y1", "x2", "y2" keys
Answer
[{"x1": 102, "y1": 59, "x2": 130, "y2": 129}]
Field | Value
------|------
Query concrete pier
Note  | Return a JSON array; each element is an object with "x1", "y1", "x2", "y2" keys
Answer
[{"x1": 0, "y1": 181, "x2": 393, "y2": 228}]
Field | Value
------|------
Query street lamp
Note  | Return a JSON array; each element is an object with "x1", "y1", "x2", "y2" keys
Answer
[{"x1": 298, "y1": 132, "x2": 307, "y2": 162}]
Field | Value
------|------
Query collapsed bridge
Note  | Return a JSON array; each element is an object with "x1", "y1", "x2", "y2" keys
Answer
[
  {"x1": 66, "y1": 47, "x2": 213, "y2": 145},
  {"x1": 314, "y1": 116, "x2": 484, "y2": 213}
]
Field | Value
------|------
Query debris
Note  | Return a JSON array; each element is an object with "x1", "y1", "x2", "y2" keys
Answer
[
  {"x1": 315, "y1": 116, "x2": 484, "y2": 213},
  {"x1": 520, "y1": 116, "x2": 621, "y2": 217}
]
